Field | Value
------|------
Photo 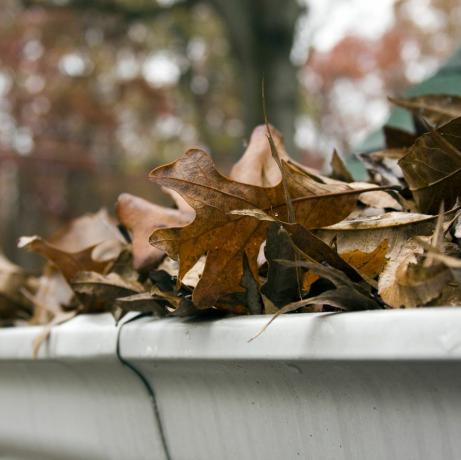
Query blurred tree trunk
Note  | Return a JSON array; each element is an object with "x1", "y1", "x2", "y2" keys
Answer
[{"x1": 208, "y1": 0, "x2": 302, "y2": 152}]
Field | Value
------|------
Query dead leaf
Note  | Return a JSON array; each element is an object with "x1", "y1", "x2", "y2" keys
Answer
[
  {"x1": 116, "y1": 193, "x2": 192, "y2": 271},
  {"x1": 399, "y1": 117, "x2": 461, "y2": 213},
  {"x1": 24, "y1": 264, "x2": 74, "y2": 325},
  {"x1": 230, "y1": 124, "x2": 322, "y2": 188},
  {"x1": 280, "y1": 261, "x2": 381, "y2": 310},
  {"x1": 260, "y1": 223, "x2": 302, "y2": 308},
  {"x1": 317, "y1": 211, "x2": 452, "y2": 299},
  {"x1": 359, "y1": 148, "x2": 406, "y2": 187},
  {"x1": 17, "y1": 209, "x2": 125, "y2": 282},
  {"x1": 268, "y1": 286, "x2": 370, "y2": 318},
  {"x1": 390, "y1": 94, "x2": 461, "y2": 128},
  {"x1": 156, "y1": 256, "x2": 205, "y2": 289},
  {"x1": 230, "y1": 124, "x2": 289, "y2": 187},
  {"x1": 0, "y1": 253, "x2": 34, "y2": 323},
  {"x1": 71, "y1": 271, "x2": 144, "y2": 313},
  {"x1": 149, "y1": 148, "x2": 372, "y2": 308},
  {"x1": 18, "y1": 235, "x2": 109, "y2": 281},
  {"x1": 162, "y1": 187, "x2": 195, "y2": 215},
  {"x1": 241, "y1": 253, "x2": 263, "y2": 314},
  {"x1": 49, "y1": 208, "x2": 124, "y2": 252},
  {"x1": 285, "y1": 224, "x2": 364, "y2": 282},
  {"x1": 415, "y1": 236, "x2": 461, "y2": 284},
  {"x1": 378, "y1": 238, "x2": 452, "y2": 308},
  {"x1": 330, "y1": 149, "x2": 354, "y2": 182},
  {"x1": 340, "y1": 240, "x2": 389, "y2": 279},
  {"x1": 351, "y1": 182, "x2": 402, "y2": 211},
  {"x1": 149, "y1": 285, "x2": 199, "y2": 315},
  {"x1": 113, "y1": 293, "x2": 166, "y2": 322},
  {"x1": 383, "y1": 125, "x2": 417, "y2": 148},
  {"x1": 251, "y1": 260, "x2": 381, "y2": 340}
]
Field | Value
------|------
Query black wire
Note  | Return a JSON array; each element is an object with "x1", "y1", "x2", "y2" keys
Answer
[{"x1": 116, "y1": 313, "x2": 172, "y2": 460}]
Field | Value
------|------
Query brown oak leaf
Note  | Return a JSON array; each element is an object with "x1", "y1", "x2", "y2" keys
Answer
[{"x1": 148, "y1": 148, "x2": 376, "y2": 308}]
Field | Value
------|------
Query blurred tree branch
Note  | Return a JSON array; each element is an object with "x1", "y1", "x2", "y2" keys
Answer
[{"x1": 21, "y1": 0, "x2": 196, "y2": 21}]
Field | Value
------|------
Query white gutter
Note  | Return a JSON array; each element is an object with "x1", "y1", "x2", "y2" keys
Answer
[{"x1": 1, "y1": 309, "x2": 461, "y2": 459}]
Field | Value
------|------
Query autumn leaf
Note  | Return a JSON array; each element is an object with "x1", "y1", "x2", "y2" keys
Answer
[
  {"x1": 301, "y1": 240, "x2": 389, "y2": 293},
  {"x1": 24, "y1": 265, "x2": 74, "y2": 325},
  {"x1": 71, "y1": 271, "x2": 144, "y2": 313},
  {"x1": 350, "y1": 182, "x2": 402, "y2": 212},
  {"x1": 316, "y1": 210, "x2": 455, "y2": 306},
  {"x1": 18, "y1": 235, "x2": 110, "y2": 282},
  {"x1": 113, "y1": 293, "x2": 166, "y2": 322},
  {"x1": 116, "y1": 193, "x2": 193, "y2": 271},
  {"x1": 260, "y1": 223, "x2": 302, "y2": 308},
  {"x1": 330, "y1": 149, "x2": 354, "y2": 183},
  {"x1": 317, "y1": 211, "x2": 449, "y2": 256},
  {"x1": 18, "y1": 209, "x2": 125, "y2": 281},
  {"x1": 398, "y1": 117, "x2": 461, "y2": 213},
  {"x1": 251, "y1": 260, "x2": 382, "y2": 340},
  {"x1": 383, "y1": 125, "x2": 417, "y2": 149},
  {"x1": 230, "y1": 124, "x2": 323, "y2": 188},
  {"x1": 389, "y1": 94, "x2": 461, "y2": 128},
  {"x1": 230, "y1": 124, "x2": 289, "y2": 187},
  {"x1": 378, "y1": 238, "x2": 452, "y2": 308},
  {"x1": 278, "y1": 261, "x2": 380, "y2": 311},
  {"x1": 48, "y1": 208, "x2": 123, "y2": 253},
  {"x1": 148, "y1": 148, "x2": 374, "y2": 308},
  {"x1": 340, "y1": 240, "x2": 389, "y2": 279},
  {"x1": 0, "y1": 253, "x2": 34, "y2": 324},
  {"x1": 7, "y1": 95, "x2": 461, "y2": 337}
]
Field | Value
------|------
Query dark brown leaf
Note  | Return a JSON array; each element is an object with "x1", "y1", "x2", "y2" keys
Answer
[
  {"x1": 390, "y1": 94, "x2": 461, "y2": 128},
  {"x1": 398, "y1": 117, "x2": 461, "y2": 213},
  {"x1": 330, "y1": 149, "x2": 354, "y2": 182},
  {"x1": 71, "y1": 271, "x2": 143, "y2": 313}
]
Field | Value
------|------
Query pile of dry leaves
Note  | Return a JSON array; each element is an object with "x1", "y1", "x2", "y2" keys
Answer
[{"x1": 2, "y1": 94, "x2": 461, "y2": 347}]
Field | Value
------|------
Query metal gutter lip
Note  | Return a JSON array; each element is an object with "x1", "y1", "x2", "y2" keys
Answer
[
  {"x1": 1, "y1": 308, "x2": 461, "y2": 361},
  {"x1": 0, "y1": 313, "x2": 118, "y2": 360},
  {"x1": 120, "y1": 308, "x2": 461, "y2": 362}
]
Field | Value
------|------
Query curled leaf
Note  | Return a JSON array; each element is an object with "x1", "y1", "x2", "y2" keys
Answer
[
  {"x1": 113, "y1": 293, "x2": 166, "y2": 322},
  {"x1": 399, "y1": 117, "x2": 461, "y2": 213},
  {"x1": 18, "y1": 236, "x2": 109, "y2": 282},
  {"x1": 25, "y1": 265, "x2": 74, "y2": 325},
  {"x1": 0, "y1": 253, "x2": 34, "y2": 324},
  {"x1": 330, "y1": 149, "x2": 354, "y2": 182},
  {"x1": 390, "y1": 94, "x2": 461, "y2": 128},
  {"x1": 71, "y1": 271, "x2": 143, "y2": 313},
  {"x1": 378, "y1": 238, "x2": 452, "y2": 308},
  {"x1": 230, "y1": 124, "x2": 290, "y2": 187},
  {"x1": 116, "y1": 193, "x2": 192, "y2": 271}
]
